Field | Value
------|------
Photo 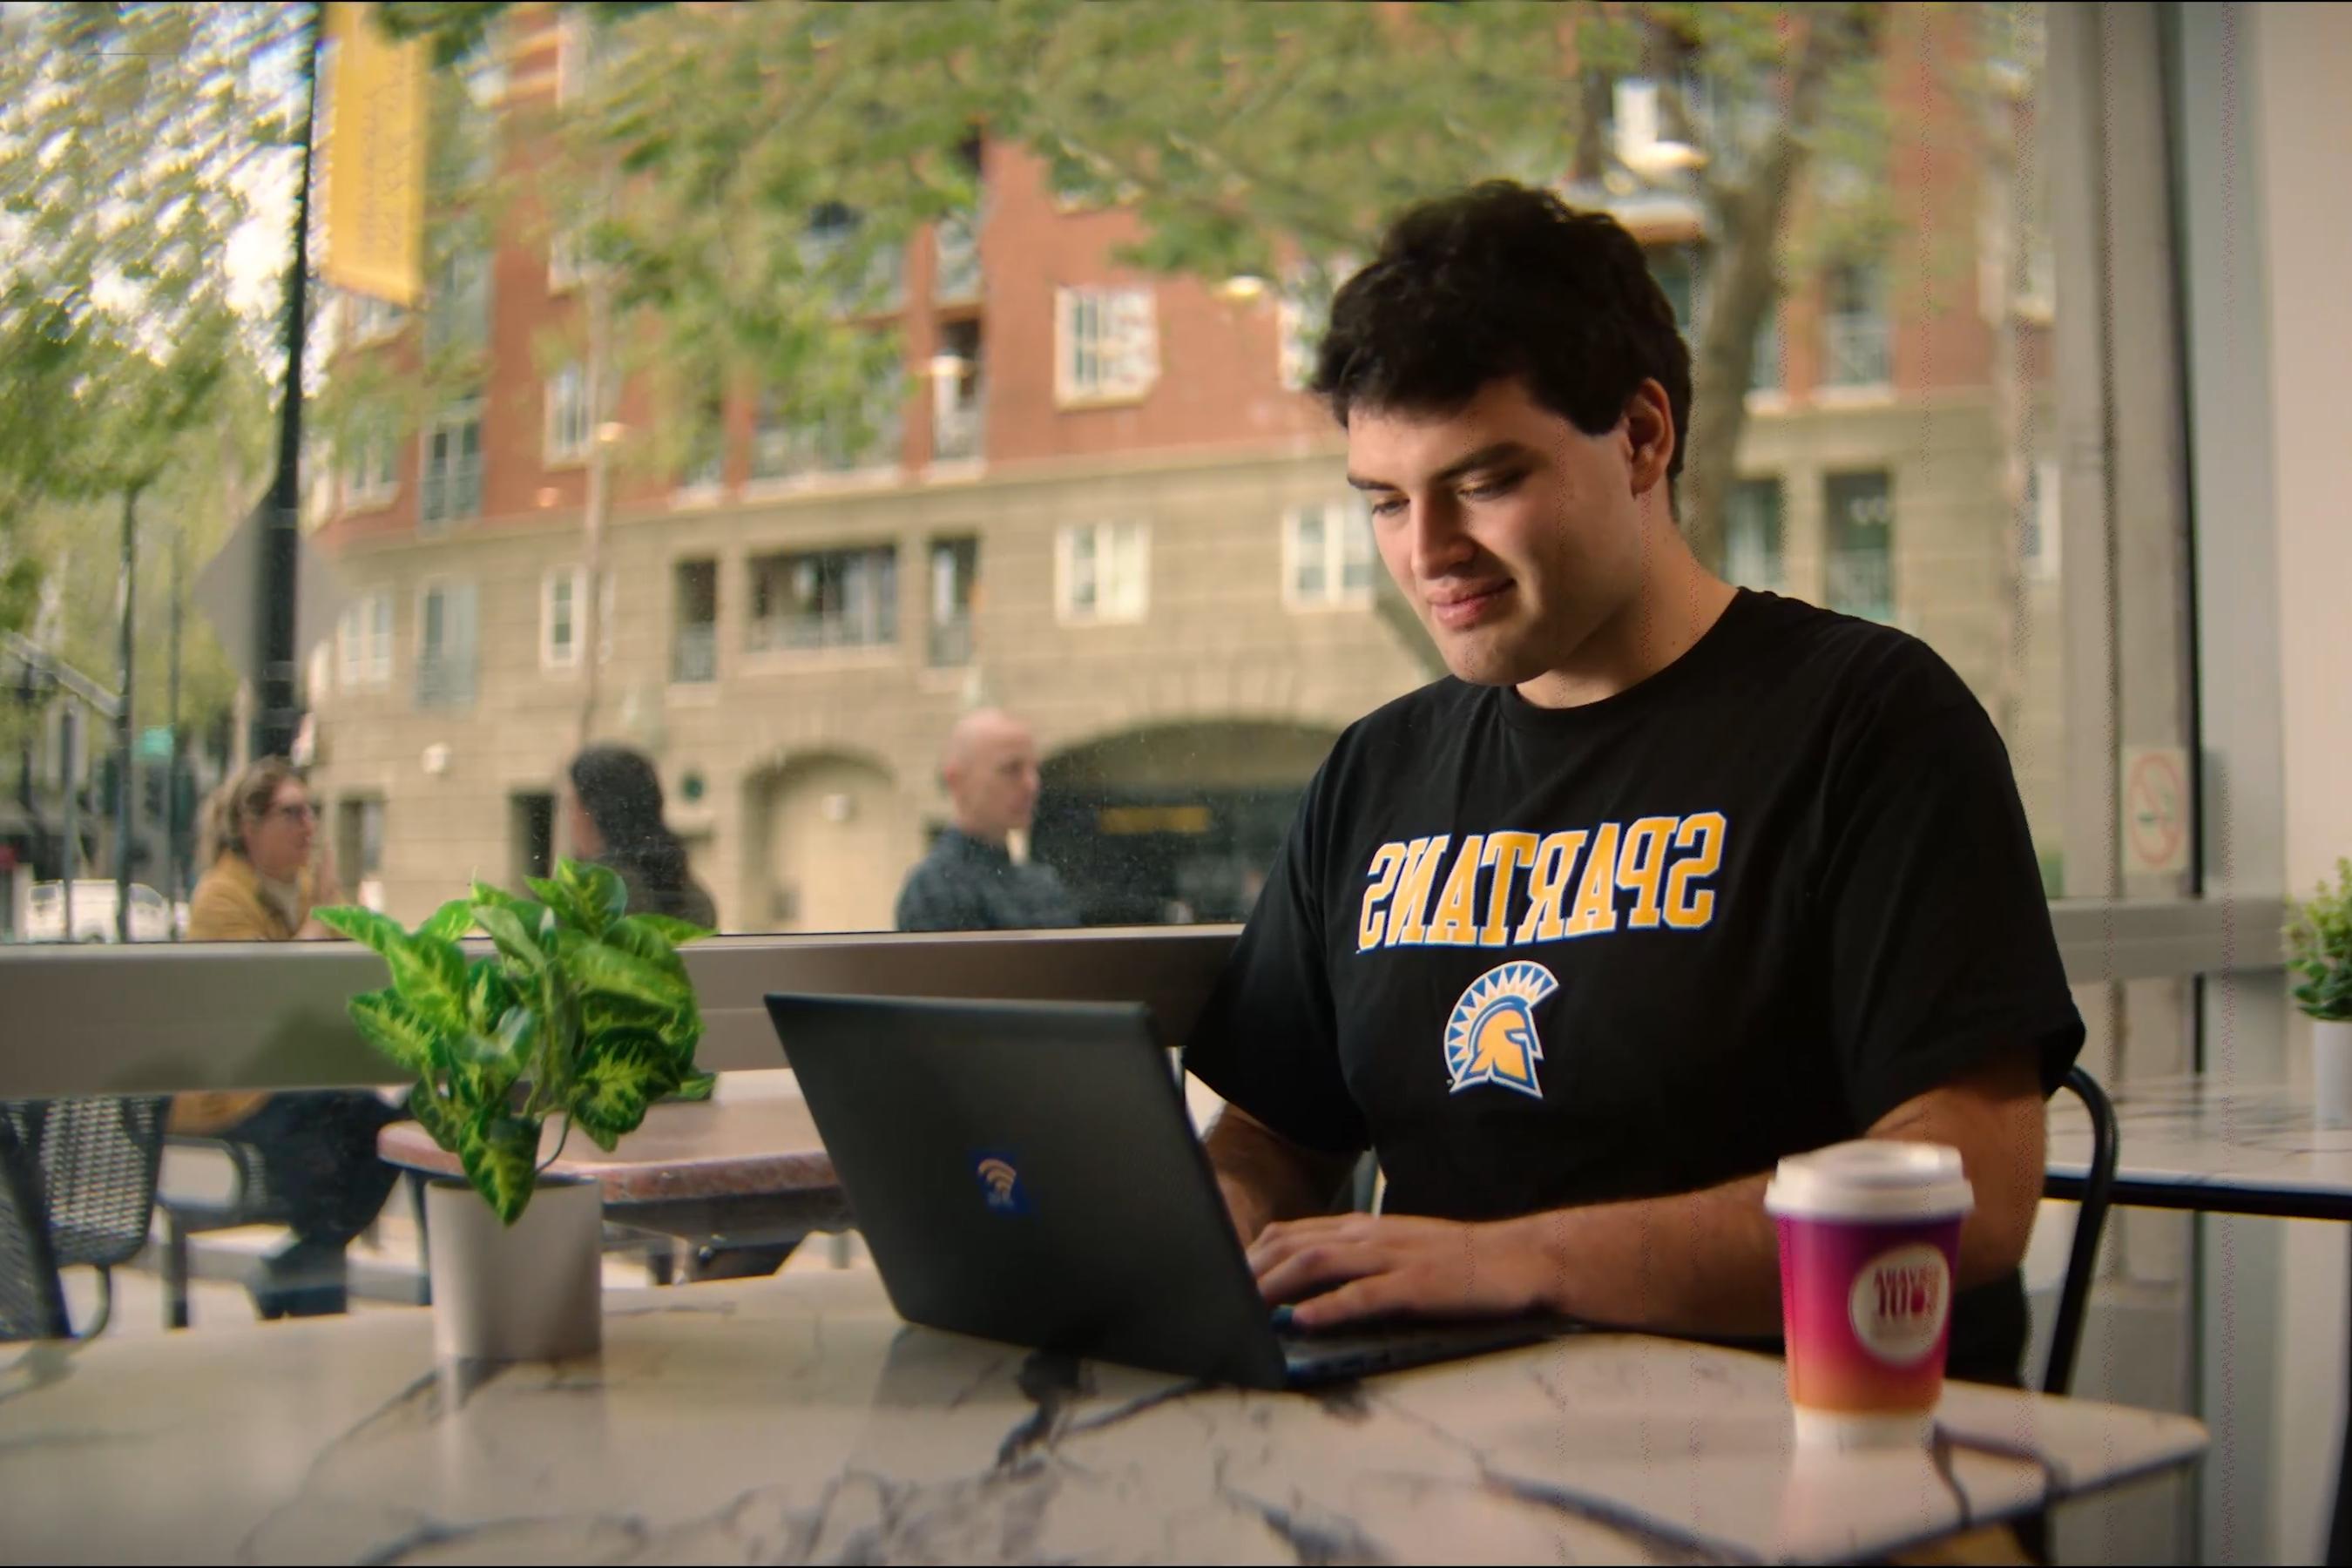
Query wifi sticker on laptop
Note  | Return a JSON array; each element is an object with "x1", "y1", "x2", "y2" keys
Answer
[{"x1": 972, "y1": 1152, "x2": 1032, "y2": 1216}]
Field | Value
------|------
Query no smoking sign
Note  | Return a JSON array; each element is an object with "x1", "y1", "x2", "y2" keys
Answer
[{"x1": 2120, "y1": 746, "x2": 2192, "y2": 877}]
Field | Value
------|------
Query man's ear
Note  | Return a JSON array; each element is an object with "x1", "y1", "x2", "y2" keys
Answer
[{"x1": 1623, "y1": 379, "x2": 1677, "y2": 498}]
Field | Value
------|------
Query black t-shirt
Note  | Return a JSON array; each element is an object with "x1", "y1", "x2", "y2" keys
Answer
[{"x1": 1183, "y1": 590, "x2": 2084, "y2": 1387}]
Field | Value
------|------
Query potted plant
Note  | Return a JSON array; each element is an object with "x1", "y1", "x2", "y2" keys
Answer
[
  {"x1": 2287, "y1": 857, "x2": 2352, "y2": 1128},
  {"x1": 319, "y1": 857, "x2": 714, "y2": 1360}
]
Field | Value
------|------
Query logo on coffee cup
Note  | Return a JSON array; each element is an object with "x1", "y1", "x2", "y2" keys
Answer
[{"x1": 1848, "y1": 1243, "x2": 1950, "y2": 1365}]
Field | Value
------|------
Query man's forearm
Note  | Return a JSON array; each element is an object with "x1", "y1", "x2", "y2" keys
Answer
[
  {"x1": 1506, "y1": 1173, "x2": 1785, "y2": 1336},
  {"x1": 1203, "y1": 1105, "x2": 1352, "y2": 1244}
]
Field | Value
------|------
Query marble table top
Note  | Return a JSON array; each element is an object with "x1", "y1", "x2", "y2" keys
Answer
[
  {"x1": 0, "y1": 1270, "x2": 2204, "y2": 1565},
  {"x1": 2047, "y1": 1074, "x2": 2352, "y2": 1217},
  {"x1": 379, "y1": 1097, "x2": 837, "y2": 1203}
]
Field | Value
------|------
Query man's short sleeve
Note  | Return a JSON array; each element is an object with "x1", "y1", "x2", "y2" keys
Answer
[
  {"x1": 1816, "y1": 647, "x2": 2085, "y2": 1127},
  {"x1": 1182, "y1": 770, "x2": 1369, "y2": 1157}
]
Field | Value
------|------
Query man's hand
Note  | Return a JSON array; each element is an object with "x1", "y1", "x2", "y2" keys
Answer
[{"x1": 1247, "y1": 1212, "x2": 1554, "y2": 1330}]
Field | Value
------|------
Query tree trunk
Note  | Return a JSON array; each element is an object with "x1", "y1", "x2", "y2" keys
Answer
[
  {"x1": 1677, "y1": 6, "x2": 1881, "y2": 572},
  {"x1": 574, "y1": 264, "x2": 615, "y2": 754}
]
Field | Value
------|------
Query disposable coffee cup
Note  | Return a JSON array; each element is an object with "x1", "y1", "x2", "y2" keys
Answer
[{"x1": 1763, "y1": 1140, "x2": 1973, "y2": 1450}]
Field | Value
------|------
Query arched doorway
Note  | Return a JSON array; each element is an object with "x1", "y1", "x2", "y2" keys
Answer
[
  {"x1": 1035, "y1": 720, "x2": 1340, "y2": 926},
  {"x1": 743, "y1": 752, "x2": 920, "y2": 934}
]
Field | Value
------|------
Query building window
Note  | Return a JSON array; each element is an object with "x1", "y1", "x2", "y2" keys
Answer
[
  {"x1": 2023, "y1": 458, "x2": 2063, "y2": 582},
  {"x1": 672, "y1": 559, "x2": 718, "y2": 683},
  {"x1": 335, "y1": 797, "x2": 387, "y2": 912},
  {"x1": 337, "y1": 591, "x2": 392, "y2": 690},
  {"x1": 543, "y1": 569, "x2": 581, "y2": 670},
  {"x1": 1058, "y1": 521, "x2": 1150, "y2": 624},
  {"x1": 1284, "y1": 500, "x2": 1375, "y2": 609},
  {"x1": 750, "y1": 369, "x2": 904, "y2": 480},
  {"x1": 803, "y1": 201, "x2": 904, "y2": 312},
  {"x1": 930, "y1": 320, "x2": 983, "y2": 464},
  {"x1": 679, "y1": 389, "x2": 726, "y2": 493},
  {"x1": 927, "y1": 536, "x2": 978, "y2": 666},
  {"x1": 342, "y1": 428, "x2": 398, "y2": 510},
  {"x1": 1750, "y1": 312, "x2": 1785, "y2": 396},
  {"x1": 1823, "y1": 470, "x2": 1896, "y2": 623},
  {"x1": 547, "y1": 223, "x2": 586, "y2": 293},
  {"x1": 1724, "y1": 478, "x2": 1786, "y2": 592},
  {"x1": 424, "y1": 245, "x2": 490, "y2": 356},
  {"x1": 1823, "y1": 262, "x2": 1891, "y2": 389},
  {"x1": 1650, "y1": 246, "x2": 1701, "y2": 339},
  {"x1": 1055, "y1": 286, "x2": 1158, "y2": 407},
  {"x1": 420, "y1": 401, "x2": 483, "y2": 530},
  {"x1": 346, "y1": 291, "x2": 405, "y2": 345},
  {"x1": 748, "y1": 545, "x2": 898, "y2": 653},
  {"x1": 416, "y1": 580, "x2": 478, "y2": 710},
  {"x1": 544, "y1": 364, "x2": 589, "y2": 463}
]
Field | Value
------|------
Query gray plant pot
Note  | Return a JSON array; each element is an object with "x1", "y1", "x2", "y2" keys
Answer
[{"x1": 424, "y1": 1174, "x2": 603, "y2": 1362}]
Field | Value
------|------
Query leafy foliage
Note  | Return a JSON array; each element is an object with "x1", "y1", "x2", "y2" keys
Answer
[
  {"x1": 318, "y1": 856, "x2": 714, "y2": 1222},
  {"x1": 2287, "y1": 859, "x2": 2352, "y2": 1023}
]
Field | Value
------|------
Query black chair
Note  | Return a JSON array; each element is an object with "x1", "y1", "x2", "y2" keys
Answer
[
  {"x1": 159, "y1": 1134, "x2": 297, "y2": 1329},
  {"x1": 0, "y1": 1098, "x2": 171, "y2": 1342},
  {"x1": 2042, "y1": 1064, "x2": 2119, "y2": 1396}
]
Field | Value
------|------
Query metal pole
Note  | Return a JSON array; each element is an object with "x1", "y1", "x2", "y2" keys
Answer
[
  {"x1": 254, "y1": 3, "x2": 323, "y2": 764},
  {"x1": 59, "y1": 706, "x2": 77, "y2": 940},
  {"x1": 116, "y1": 487, "x2": 137, "y2": 942},
  {"x1": 167, "y1": 532, "x2": 184, "y2": 920}
]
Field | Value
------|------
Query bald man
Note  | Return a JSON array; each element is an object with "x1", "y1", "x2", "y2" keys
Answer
[{"x1": 895, "y1": 708, "x2": 1082, "y2": 931}]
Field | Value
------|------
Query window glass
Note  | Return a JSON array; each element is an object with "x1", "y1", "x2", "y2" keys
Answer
[{"x1": 1, "y1": 0, "x2": 2184, "y2": 956}]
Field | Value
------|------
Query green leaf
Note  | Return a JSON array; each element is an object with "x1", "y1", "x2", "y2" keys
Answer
[
  {"x1": 457, "y1": 1108, "x2": 543, "y2": 1224},
  {"x1": 668, "y1": 1070, "x2": 718, "y2": 1103},
  {"x1": 389, "y1": 933, "x2": 469, "y2": 1028},
  {"x1": 416, "y1": 897, "x2": 476, "y2": 943},
  {"x1": 570, "y1": 1035, "x2": 679, "y2": 1144},
  {"x1": 474, "y1": 904, "x2": 550, "y2": 974},
  {"x1": 558, "y1": 857, "x2": 629, "y2": 930},
  {"x1": 605, "y1": 914, "x2": 687, "y2": 979},
  {"x1": 471, "y1": 878, "x2": 537, "y2": 919},
  {"x1": 449, "y1": 1027, "x2": 527, "y2": 1105},
  {"x1": 629, "y1": 913, "x2": 714, "y2": 948},
  {"x1": 409, "y1": 1078, "x2": 464, "y2": 1153},
  {"x1": 464, "y1": 959, "x2": 517, "y2": 1033},
  {"x1": 557, "y1": 927, "x2": 690, "y2": 1012},
  {"x1": 315, "y1": 905, "x2": 412, "y2": 963},
  {"x1": 527, "y1": 875, "x2": 595, "y2": 932},
  {"x1": 347, "y1": 988, "x2": 446, "y2": 1078}
]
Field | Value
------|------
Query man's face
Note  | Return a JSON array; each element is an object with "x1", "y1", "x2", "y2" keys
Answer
[
  {"x1": 1347, "y1": 377, "x2": 1667, "y2": 692},
  {"x1": 951, "y1": 721, "x2": 1043, "y2": 840}
]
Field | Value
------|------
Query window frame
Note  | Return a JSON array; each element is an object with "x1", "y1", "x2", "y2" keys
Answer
[
  {"x1": 1056, "y1": 519, "x2": 1150, "y2": 625},
  {"x1": 1281, "y1": 499, "x2": 1376, "y2": 612},
  {"x1": 1054, "y1": 285, "x2": 1159, "y2": 409}
]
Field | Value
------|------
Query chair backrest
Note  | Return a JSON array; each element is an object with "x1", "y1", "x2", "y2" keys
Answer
[
  {"x1": 2044, "y1": 1064, "x2": 2119, "y2": 1396},
  {"x1": 0, "y1": 1098, "x2": 170, "y2": 1342},
  {"x1": 0, "y1": 1106, "x2": 71, "y2": 1342}
]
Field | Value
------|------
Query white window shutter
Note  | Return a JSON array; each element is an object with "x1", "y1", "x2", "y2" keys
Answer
[{"x1": 1109, "y1": 288, "x2": 1158, "y2": 397}]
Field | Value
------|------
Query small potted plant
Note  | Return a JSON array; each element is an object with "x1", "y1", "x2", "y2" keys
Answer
[
  {"x1": 319, "y1": 858, "x2": 714, "y2": 1360},
  {"x1": 2287, "y1": 857, "x2": 2352, "y2": 1128}
]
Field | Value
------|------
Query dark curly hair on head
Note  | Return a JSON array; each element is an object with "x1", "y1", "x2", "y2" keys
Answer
[{"x1": 1311, "y1": 180, "x2": 1692, "y2": 491}]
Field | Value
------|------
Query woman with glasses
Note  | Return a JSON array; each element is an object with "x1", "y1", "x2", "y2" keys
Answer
[{"x1": 175, "y1": 757, "x2": 402, "y2": 1320}]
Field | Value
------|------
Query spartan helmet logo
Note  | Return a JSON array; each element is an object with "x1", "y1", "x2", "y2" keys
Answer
[{"x1": 1443, "y1": 961, "x2": 1560, "y2": 1099}]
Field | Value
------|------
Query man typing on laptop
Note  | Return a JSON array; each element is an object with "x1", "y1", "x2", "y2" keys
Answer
[{"x1": 1182, "y1": 183, "x2": 2083, "y2": 1393}]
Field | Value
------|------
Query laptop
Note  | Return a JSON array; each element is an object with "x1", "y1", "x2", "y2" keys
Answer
[{"x1": 766, "y1": 991, "x2": 1563, "y2": 1389}]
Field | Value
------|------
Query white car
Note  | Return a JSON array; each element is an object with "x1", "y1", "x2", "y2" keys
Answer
[{"x1": 24, "y1": 880, "x2": 175, "y2": 943}]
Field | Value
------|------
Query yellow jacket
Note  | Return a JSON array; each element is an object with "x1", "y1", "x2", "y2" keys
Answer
[{"x1": 169, "y1": 854, "x2": 320, "y2": 1133}]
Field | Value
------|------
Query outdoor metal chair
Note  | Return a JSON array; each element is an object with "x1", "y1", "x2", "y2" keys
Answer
[{"x1": 0, "y1": 1097, "x2": 171, "y2": 1341}]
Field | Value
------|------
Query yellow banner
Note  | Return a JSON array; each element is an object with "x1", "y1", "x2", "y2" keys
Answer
[{"x1": 321, "y1": 2, "x2": 427, "y2": 308}]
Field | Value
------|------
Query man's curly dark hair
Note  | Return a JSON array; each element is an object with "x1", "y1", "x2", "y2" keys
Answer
[{"x1": 1310, "y1": 181, "x2": 1693, "y2": 490}]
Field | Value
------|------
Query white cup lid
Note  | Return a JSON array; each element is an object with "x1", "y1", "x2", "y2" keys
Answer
[{"x1": 1763, "y1": 1140, "x2": 1975, "y2": 1221}]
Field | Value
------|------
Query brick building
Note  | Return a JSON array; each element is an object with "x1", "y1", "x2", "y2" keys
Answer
[{"x1": 307, "y1": 6, "x2": 2061, "y2": 930}]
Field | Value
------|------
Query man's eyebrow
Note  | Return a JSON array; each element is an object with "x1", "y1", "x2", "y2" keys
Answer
[{"x1": 1345, "y1": 442, "x2": 1535, "y2": 493}]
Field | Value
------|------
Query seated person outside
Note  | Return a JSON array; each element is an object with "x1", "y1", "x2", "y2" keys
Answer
[
  {"x1": 1186, "y1": 183, "x2": 2082, "y2": 1393},
  {"x1": 177, "y1": 758, "x2": 402, "y2": 1319}
]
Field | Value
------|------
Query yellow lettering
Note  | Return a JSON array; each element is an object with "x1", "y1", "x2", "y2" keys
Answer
[
  {"x1": 1479, "y1": 832, "x2": 1540, "y2": 946},
  {"x1": 1512, "y1": 830, "x2": 1588, "y2": 944},
  {"x1": 1616, "y1": 815, "x2": 1678, "y2": 929},
  {"x1": 1356, "y1": 842, "x2": 1407, "y2": 950},
  {"x1": 1423, "y1": 834, "x2": 1486, "y2": 946},
  {"x1": 1664, "y1": 812, "x2": 1727, "y2": 929},
  {"x1": 1383, "y1": 835, "x2": 1452, "y2": 946},
  {"x1": 1562, "y1": 822, "x2": 1623, "y2": 936}
]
